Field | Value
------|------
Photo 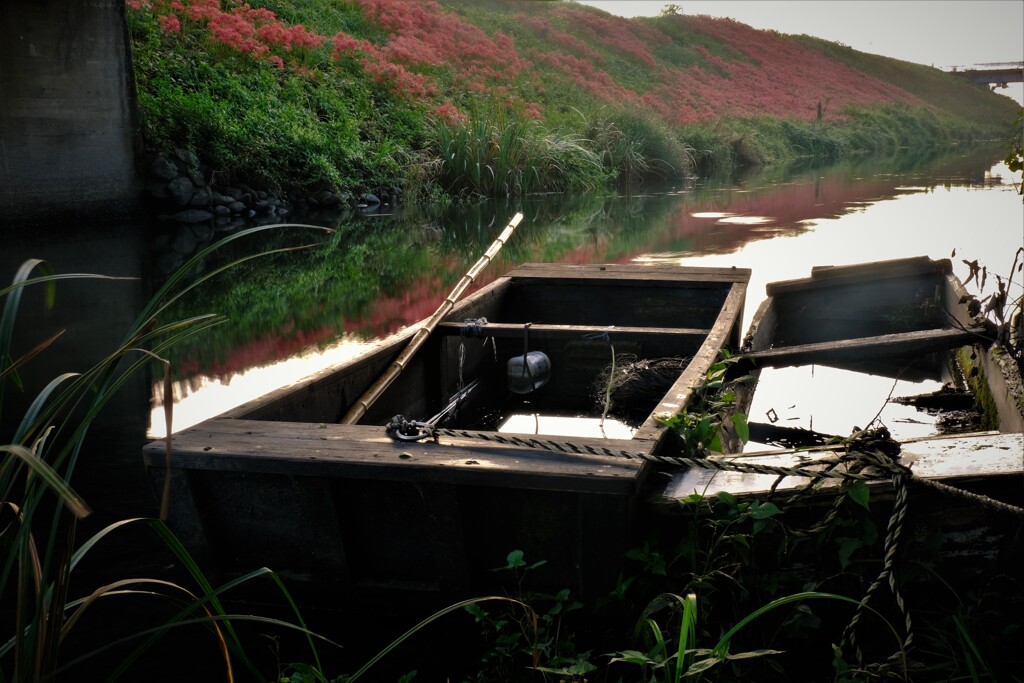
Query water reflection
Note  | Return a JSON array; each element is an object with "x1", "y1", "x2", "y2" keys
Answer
[
  {"x1": 150, "y1": 144, "x2": 1022, "y2": 436},
  {"x1": 744, "y1": 366, "x2": 944, "y2": 450}
]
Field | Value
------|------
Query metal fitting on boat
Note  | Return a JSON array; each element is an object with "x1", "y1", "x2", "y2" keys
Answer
[{"x1": 507, "y1": 351, "x2": 551, "y2": 394}]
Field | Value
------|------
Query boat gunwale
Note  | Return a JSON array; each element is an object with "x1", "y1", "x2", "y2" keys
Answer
[
  {"x1": 142, "y1": 417, "x2": 648, "y2": 495},
  {"x1": 220, "y1": 263, "x2": 751, "y2": 436}
]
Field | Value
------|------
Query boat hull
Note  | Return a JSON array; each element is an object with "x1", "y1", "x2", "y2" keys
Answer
[{"x1": 145, "y1": 263, "x2": 751, "y2": 606}]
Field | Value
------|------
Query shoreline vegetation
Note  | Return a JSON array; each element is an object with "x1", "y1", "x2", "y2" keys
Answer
[{"x1": 126, "y1": 0, "x2": 1019, "y2": 215}]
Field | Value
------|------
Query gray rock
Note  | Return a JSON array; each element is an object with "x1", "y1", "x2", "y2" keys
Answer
[
  {"x1": 318, "y1": 191, "x2": 340, "y2": 208},
  {"x1": 189, "y1": 186, "x2": 212, "y2": 208},
  {"x1": 359, "y1": 193, "x2": 381, "y2": 206},
  {"x1": 150, "y1": 157, "x2": 179, "y2": 181},
  {"x1": 228, "y1": 201, "x2": 246, "y2": 214},
  {"x1": 188, "y1": 168, "x2": 207, "y2": 188},
  {"x1": 174, "y1": 148, "x2": 199, "y2": 169},
  {"x1": 213, "y1": 205, "x2": 231, "y2": 216},
  {"x1": 168, "y1": 177, "x2": 194, "y2": 206}
]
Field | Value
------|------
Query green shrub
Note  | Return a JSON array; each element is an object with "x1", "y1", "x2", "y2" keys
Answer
[{"x1": 423, "y1": 112, "x2": 605, "y2": 198}]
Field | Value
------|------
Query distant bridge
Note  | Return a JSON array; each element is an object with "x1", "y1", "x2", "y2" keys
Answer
[{"x1": 947, "y1": 62, "x2": 1024, "y2": 89}]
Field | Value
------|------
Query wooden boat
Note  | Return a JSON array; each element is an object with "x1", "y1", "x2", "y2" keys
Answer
[
  {"x1": 146, "y1": 256, "x2": 1023, "y2": 609},
  {"x1": 145, "y1": 263, "x2": 751, "y2": 606},
  {"x1": 739, "y1": 256, "x2": 987, "y2": 382},
  {"x1": 665, "y1": 257, "x2": 1022, "y2": 561},
  {"x1": 662, "y1": 257, "x2": 1023, "y2": 588},
  {"x1": 731, "y1": 255, "x2": 1023, "y2": 433}
]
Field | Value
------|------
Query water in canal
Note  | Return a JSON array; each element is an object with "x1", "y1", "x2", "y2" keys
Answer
[{"x1": 149, "y1": 144, "x2": 1023, "y2": 447}]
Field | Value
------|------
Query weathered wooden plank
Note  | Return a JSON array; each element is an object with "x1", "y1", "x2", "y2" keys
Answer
[
  {"x1": 508, "y1": 263, "x2": 752, "y2": 283},
  {"x1": 146, "y1": 418, "x2": 647, "y2": 495},
  {"x1": 741, "y1": 326, "x2": 988, "y2": 370},
  {"x1": 810, "y1": 255, "x2": 950, "y2": 275},
  {"x1": 662, "y1": 432, "x2": 1023, "y2": 500},
  {"x1": 500, "y1": 281, "x2": 730, "y2": 329},
  {"x1": 769, "y1": 257, "x2": 951, "y2": 296},
  {"x1": 633, "y1": 280, "x2": 748, "y2": 444},
  {"x1": 941, "y1": 272, "x2": 977, "y2": 330},
  {"x1": 436, "y1": 322, "x2": 712, "y2": 339}
]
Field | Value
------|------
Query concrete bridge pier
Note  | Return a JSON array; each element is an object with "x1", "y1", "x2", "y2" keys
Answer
[
  {"x1": 0, "y1": 0, "x2": 142, "y2": 226},
  {"x1": 1, "y1": 1, "x2": 154, "y2": 520}
]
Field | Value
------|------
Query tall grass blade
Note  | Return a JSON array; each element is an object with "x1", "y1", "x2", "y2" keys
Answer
[
  {"x1": 0, "y1": 330, "x2": 65, "y2": 387},
  {"x1": 1, "y1": 260, "x2": 53, "y2": 412},
  {"x1": 2, "y1": 224, "x2": 334, "y2": 682},
  {"x1": 674, "y1": 593, "x2": 697, "y2": 683},
  {"x1": 84, "y1": 520, "x2": 328, "y2": 681},
  {"x1": 50, "y1": 613, "x2": 340, "y2": 682},
  {"x1": 0, "y1": 445, "x2": 88, "y2": 519},
  {"x1": 952, "y1": 612, "x2": 988, "y2": 681},
  {"x1": 687, "y1": 591, "x2": 906, "y2": 677},
  {"x1": 347, "y1": 596, "x2": 530, "y2": 682}
]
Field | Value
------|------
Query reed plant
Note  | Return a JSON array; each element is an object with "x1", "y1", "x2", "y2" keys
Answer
[
  {"x1": 609, "y1": 590, "x2": 902, "y2": 682},
  {"x1": 1, "y1": 225, "x2": 335, "y2": 681},
  {"x1": 581, "y1": 107, "x2": 693, "y2": 185},
  {"x1": 424, "y1": 112, "x2": 605, "y2": 198}
]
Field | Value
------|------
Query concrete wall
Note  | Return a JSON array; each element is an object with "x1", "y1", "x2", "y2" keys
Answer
[
  {"x1": 1, "y1": 0, "x2": 153, "y2": 518},
  {"x1": 980, "y1": 347, "x2": 1024, "y2": 434},
  {"x1": 0, "y1": 0, "x2": 142, "y2": 226}
]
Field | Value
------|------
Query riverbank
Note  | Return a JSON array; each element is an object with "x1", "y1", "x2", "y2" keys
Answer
[
  {"x1": 148, "y1": 143, "x2": 1019, "y2": 396},
  {"x1": 125, "y1": 0, "x2": 1020, "y2": 218}
]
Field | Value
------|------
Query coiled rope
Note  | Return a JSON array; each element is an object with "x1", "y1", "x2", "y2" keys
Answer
[
  {"x1": 384, "y1": 414, "x2": 1023, "y2": 673},
  {"x1": 387, "y1": 416, "x2": 898, "y2": 481}
]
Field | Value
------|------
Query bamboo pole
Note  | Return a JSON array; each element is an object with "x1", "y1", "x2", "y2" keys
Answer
[{"x1": 340, "y1": 211, "x2": 524, "y2": 424}]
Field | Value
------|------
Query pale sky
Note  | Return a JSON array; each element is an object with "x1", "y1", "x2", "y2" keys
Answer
[{"x1": 578, "y1": 1, "x2": 1024, "y2": 104}]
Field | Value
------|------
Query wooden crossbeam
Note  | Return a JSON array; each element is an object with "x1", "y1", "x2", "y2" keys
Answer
[{"x1": 741, "y1": 325, "x2": 989, "y2": 370}]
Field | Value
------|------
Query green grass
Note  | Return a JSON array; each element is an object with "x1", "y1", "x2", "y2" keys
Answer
[
  {"x1": 0, "y1": 227, "x2": 338, "y2": 681},
  {"x1": 126, "y1": 0, "x2": 1019, "y2": 201},
  {"x1": 422, "y1": 112, "x2": 606, "y2": 198}
]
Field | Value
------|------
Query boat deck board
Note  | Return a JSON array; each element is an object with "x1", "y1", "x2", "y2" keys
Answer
[
  {"x1": 507, "y1": 263, "x2": 751, "y2": 283},
  {"x1": 740, "y1": 325, "x2": 989, "y2": 371},
  {"x1": 766, "y1": 256, "x2": 951, "y2": 296},
  {"x1": 145, "y1": 417, "x2": 647, "y2": 495},
  {"x1": 436, "y1": 322, "x2": 712, "y2": 340},
  {"x1": 663, "y1": 432, "x2": 1024, "y2": 499}
]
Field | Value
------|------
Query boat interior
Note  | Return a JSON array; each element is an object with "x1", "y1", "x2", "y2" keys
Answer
[
  {"x1": 742, "y1": 257, "x2": 981, "y2": 383},
  {"x1": 234, "y1": 263, "x2": 750, "y2": 445}
]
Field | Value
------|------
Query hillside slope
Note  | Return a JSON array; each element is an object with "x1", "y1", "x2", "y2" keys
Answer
[{"x1": 126, "y1": 0, "x2": 1019, "y2": 205}]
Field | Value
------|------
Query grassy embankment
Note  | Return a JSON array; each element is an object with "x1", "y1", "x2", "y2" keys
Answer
[
  {"x1": 126, "y1": 0, "x2": 1020, "y2": 201},
  {"x1": 128, "y1": 0, "x2": 1021, "y2": 379}
]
